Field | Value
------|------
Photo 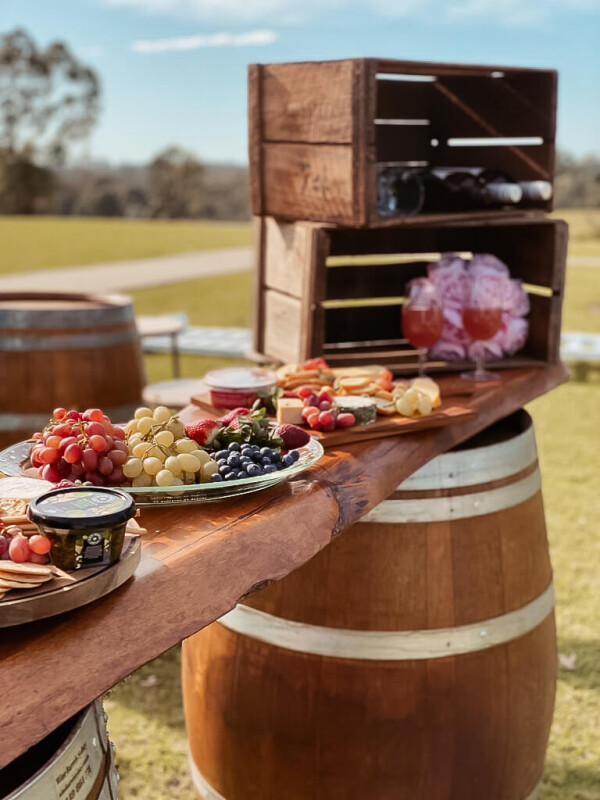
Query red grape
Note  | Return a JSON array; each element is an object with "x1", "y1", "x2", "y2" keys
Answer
[
  {"x1": 29, "y1": 534, "x2": 52, "y2": 555},
  {"x1": 66, "y1": 411, "x2": 82, "y2": 421},
  {"x1": 0, "y1": 535, "x2": 8, "y2": 556},
  {"x1": 58, "y1": 436, "x2": 78, "y2": 452},
  {"x1": 88, "y1": 408, "x2": 104, "y2": 422},
  {"x1": 85, "y1": 421, "x2": 106, "y2": 438},
  {"x1": 85, "y1": 471, "x2": 105, "y2": 486},
  {"x1": 9, "y1": 536, "x2": 30, "y2": 563},
  {"x1": 53, "y1": 408, "x2": 67, "y2": 420},
  {"x1": 107, "y1": 449, "x2": 128, "y2": 466},
  {"x1": 89, "y1": 435, "x2": 107, "y2": 452},
  {"x1": 82, "y1": 449, "x2": 98, "y2": 471},
  {"x1": 46, "y1": 435, "x2": 62, "y2": 449},
  {"x1": 100, "y1": 418, "x2": 114, "y2": 435},
  {"x1": 113, "y1": 426, "x2": 125, "y2": 440},
  {"x1": 39, "y1": 447, "x2": 60, "y2": 465},
  {"x1": 98, "y1": 456, "x2": 113, "y2": 476},
  {"x1": 64, "y1": 443, "x2": 83, "y2": 464},
  {"x1": 53, "y1": 423, "x2": 73, "y2": 438},
  {"x1": 42, "y1": 464, "x2": 62, "y2": 483},
  {"x1": 30, "y1": 447, "x2": 44, "y2": 468},
  {"x1": 107, "y1": 466, "x2": 124, "y2": 484},
  {"x1": 113, "y1": 440, "x2": 128, "y2": 454},
  {"x1": 29, "y1": 552, "x2": 49, "y2": 564},
  {"x1": 57, "y1": 457, "x2": 71, "y2": 477},
  {"x1": 71, "y1": 462, "x2": 85, "y2": 477}
]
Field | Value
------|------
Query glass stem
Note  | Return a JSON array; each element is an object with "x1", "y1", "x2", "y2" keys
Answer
[
  {"x1": 474, "y1": 342, "x2": 485, "y2": 379},
  {"x1": 418, "y1": 348, "x2": 426, "y2": 377}
]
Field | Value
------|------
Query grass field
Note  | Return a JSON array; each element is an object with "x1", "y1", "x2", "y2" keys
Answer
[
  {"x1": 0, "y1": 216, "x2": 252, "y2": 274},
  {"x1": 0, "y1": 214, "x2": 598, "y2": 798}
]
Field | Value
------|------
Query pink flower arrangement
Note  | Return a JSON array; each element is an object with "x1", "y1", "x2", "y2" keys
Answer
[{"x1": 427, "y1": 253, "x2": 530, "y2": 361}]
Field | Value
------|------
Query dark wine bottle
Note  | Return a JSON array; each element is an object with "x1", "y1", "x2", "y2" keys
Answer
[{"x1": 377, "y1": 168, "x2": 424, "y2": 216}]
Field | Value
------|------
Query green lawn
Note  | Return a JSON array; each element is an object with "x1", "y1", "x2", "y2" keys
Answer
[
  {"x1": 0, "y1": 216, "x2": 252, "y2": 274},
  {"x1": 553, "y1": 208, "x2": 600, "y2": 258}
]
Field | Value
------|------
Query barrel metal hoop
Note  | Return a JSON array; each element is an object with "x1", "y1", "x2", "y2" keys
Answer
[
  {"x1": 360, "y1": 469, "x2": 541, "y2": 524},
  {"x1": 188, "y1": 751, "x2": 227, "y2": 800},
  {"x1": 0, "y1": 330, "x2": 138, "y2": 351},
  {"x1": 0, "y1": 304, "x2": 135, "y2": 330},
  {"x1": 188, "y1": 756, "x2": 542, "y2": 800},
  {"x1": 398, "y1": 419, "x2": 537, "y2": 491},
  {"x1": 218, "y1": 583, "x2": 554, "y2": 661},
  {"x1": 0, "y1": 405, "x2": 138, "y2": 432}
]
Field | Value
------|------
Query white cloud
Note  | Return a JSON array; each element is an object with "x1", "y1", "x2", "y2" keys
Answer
[{"x1": 132, "y1": 29, "x2": 278, "y2": 53}]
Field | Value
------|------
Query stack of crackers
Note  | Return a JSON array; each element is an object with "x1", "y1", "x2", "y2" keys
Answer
[{"x1": 0, "y1": 561, "x2": 54, "y2": 601}]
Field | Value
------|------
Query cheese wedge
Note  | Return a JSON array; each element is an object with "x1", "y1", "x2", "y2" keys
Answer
[
  {"x1": 276, "y1": 398, "x2": 305, "y2": 426},
  {"x1": 410, "y1": 377, "x2": 441, "y2": 409}
]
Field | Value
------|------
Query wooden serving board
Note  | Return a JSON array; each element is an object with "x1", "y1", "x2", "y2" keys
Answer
[
  {"x1": 191, "y1": 381, "x2": 477, "y2": 448},
  {"x1": 0, "y1": 534, "x2": 141, "y2": 628}
]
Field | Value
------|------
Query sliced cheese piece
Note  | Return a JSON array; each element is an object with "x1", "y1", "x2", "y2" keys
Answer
[
  {"x1": 410, "y1": 377, "x2": 441, "y2": 409},
  {"x1": 276, "y1": 398, "x2": 305, "y2": 426}
]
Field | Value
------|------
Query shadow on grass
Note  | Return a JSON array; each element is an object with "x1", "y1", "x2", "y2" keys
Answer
[
  {"x1": 543, "y1": 761, "x2": 600, "y2": 800},
  {"x1": 557, "y1": 637, "x2": 600, "y2": 693},
  {"x1": 105, "y1": 644, "x2": 187, "y2": 733}
]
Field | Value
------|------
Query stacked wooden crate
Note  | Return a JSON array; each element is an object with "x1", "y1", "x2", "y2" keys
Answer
[{"x1": 249, "y1": 57, "x2": 567, "y2": 373}]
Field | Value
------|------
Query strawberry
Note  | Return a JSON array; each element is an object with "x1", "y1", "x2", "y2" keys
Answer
[
  {"x1": 276, "y1": 423, "x2": 311, "y2": 449},
  {"x1": 218, "y1": 407, "x2": 249, "y2": 426},
  {"x1": 185, "y1": 419, "x2": 221, "y2": 446}
]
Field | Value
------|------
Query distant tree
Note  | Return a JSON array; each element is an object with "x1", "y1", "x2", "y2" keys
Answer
[
  {"x1": 0, "y1": 28, "x2": 100, "y2": 212},
  {"x1": 148, "y1": 146, "x2": 206, "y2": 218},
  {"x1": 555, "y1": 150, "x2": 600, "y2": 208}
]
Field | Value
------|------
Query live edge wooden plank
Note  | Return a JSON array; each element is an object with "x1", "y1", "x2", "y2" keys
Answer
[{"x1": 0, "y1": 365, "x2": 568, "y2": 770}]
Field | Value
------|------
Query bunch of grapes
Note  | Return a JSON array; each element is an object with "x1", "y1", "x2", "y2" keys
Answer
[
  {"x1": 30, "y1": 408, "x2": 129, "y2": 487},
  {"x1": 123, "y1": 406, "x2": 219, "y2": 488},
  {"x1": 0, "y1": 526, "x2": 51, "y2": 564},
  {"x1": 298, "y1": 388, "x2": 355, "y2": 432}
]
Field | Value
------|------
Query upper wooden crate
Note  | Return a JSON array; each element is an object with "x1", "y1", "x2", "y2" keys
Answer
[
  {"x1": 248, "y1": 58, "x2": 557, "y2": 228},
  {"x1": 253, "y1": 216, "x2": 568, "y2": 373}
]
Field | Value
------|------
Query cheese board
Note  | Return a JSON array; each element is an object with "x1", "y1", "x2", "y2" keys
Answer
[
  {"x1": 191, "y1": 378, "x2": 478, "y2": 448},
  {"x1": 0, "y1": 532, "x2": 141, "y2": 627}
]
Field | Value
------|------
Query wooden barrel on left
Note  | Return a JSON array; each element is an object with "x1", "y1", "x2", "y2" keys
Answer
[
  {"x1": 0, "y1": 293, "x2": 146, "y2": 447},
  {"x1": 0, "y1": 700, "x2": 119, "y2": 799}
]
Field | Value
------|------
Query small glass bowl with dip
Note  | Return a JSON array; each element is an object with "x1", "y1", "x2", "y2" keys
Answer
[
  {"x1": 28, "y1": 487, "x2": 136, "y2": 571},
  {"x1": 204, "y1": 367, "x2": 277, "y2": 409}
]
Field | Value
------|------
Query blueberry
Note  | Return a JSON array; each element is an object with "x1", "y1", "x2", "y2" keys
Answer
[
  {"x1": 219, "y1": 464, "x2": 232, "y2": 476},
  {"x1": 290, "y1": 450, "x2": 300, "y2": 462},
  {"x1": 240, "y1": 457, "x2": 251, "y2": 466},
  {"x1": 227, "y1": 454, "x2": 241, "y2": 468},
  {"x1": 282, "y1": 454, "x2": 294, "y2": 467},
  {"x1": 276, "y1": 462, "x2": 284, "y2": 470},
  {"x1": 217, "y1": 458, "x2": 228, "y2": 467},
  {"x1": 261, "y1": 457, "x2": 272, "y2": 466},
  {"x1": 271, "y1": 451, "x2": 281, "y2": 463},
  {"x1": 241, "y1": 447, "x2": 253, "y2": 457},
  {"x1": 210, "y1": 473, "x2": 224, "y2": 482},
  {"x1": 224, "y1": 472, "x2": 238, "y2": 481},
  {"x1": 215, "y1": 450, "x2": 229, "y2": 461},
  {"x1": 259, "y1": 447, "x2": 273, "y2": 459},
  {"x1": 252, "y1": 445, "x2": 261, "y2": 453},
  {"x1": 263, "y1": 464, "x2": 277, "y2": 474},
  {"x1": 228, "y1": 442, "x2": 241, "y2": 452},
  {"x1": 246, "y1": 463, "x2": 262, "y2": 477}
]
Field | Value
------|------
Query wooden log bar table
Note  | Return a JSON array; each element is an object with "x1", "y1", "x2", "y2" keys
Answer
[{"x1": 0, "y1": 366, "x2": 567, "y2": 795}]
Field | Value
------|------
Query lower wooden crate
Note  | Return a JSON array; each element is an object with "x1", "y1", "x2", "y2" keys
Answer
[{"x1": 253, "y1": 215, "x2": 568, "y2": 372}]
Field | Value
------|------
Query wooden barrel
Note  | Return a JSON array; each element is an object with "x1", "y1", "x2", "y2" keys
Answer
[
  {"x1": 0, "y1": 700, "x2": 119, "y2": 799},
  {"x1": 0, "y1": 292, "x2": 145, "y2": 447},
  {"x1": 182, "y1": 410, "x2": 556, "y2": 800}
]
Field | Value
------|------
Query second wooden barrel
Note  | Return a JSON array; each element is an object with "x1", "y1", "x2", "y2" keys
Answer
[
  {"x1": 182, "y1": 410, "x2": 556, "y2": 800},
  {"x1": 0, "y1": 292, "x2": 145, "y2": 447},
  {"x1": 0, "y1": 700, "x2": 119, "y2": 799}
]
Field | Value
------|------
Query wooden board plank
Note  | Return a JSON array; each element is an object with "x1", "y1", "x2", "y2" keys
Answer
[
  {"x1": 261, "y1": 142, "x2": 356, "y2": 223},
  {"x1": 262, "y1": 217, "x2": 312, "y2": 298},
  {"x1": 262, "y1": 289, "x2": 306, "y2": 364},
  {"x1": 261, "y1": 61, "x2": 354, "y2": 143},
  {"x1": 0, "y1": 365, "x2": 568, "y2": 770}
]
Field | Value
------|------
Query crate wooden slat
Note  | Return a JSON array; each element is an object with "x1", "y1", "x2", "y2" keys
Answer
[
  {"x1": 254, "y1": 216, "x2": 568, "y2": 373},
  {"x1": 249, "y1": 58, "x2": 557, "y2": 227}
]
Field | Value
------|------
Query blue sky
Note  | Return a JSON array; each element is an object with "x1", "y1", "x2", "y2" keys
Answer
[{"x1": 2, "y1": 0, "x2": 599, "y2": 165}]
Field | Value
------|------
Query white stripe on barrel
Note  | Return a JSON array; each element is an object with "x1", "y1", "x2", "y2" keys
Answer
[
  {"x1": 218, "y1": 582, "x2": 554, "y2": 661},
  {"x1": 360, "y1": 468, "x2": 542, "y2": 524},
  {"x1": 398, "y1": 421, "x2": 538, "y2": 490},
  {"x1": 188, "y1": 753, "x2": 542, "y2": 800}
]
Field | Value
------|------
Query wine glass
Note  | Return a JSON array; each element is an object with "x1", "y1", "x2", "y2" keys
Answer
[
  {"x1": 460, "y1": 274, "x2": 504, "y2": 382},
  {"x1": 402, "y1": 278, "x2": 444, "y2": 376}
]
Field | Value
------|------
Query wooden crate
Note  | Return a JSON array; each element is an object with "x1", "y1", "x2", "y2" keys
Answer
[
  {"x1": 249, "y1": 58, "x2": 557, "y2": 228},
  {"x1": 253, "y1": 216, "x2": 568, "y2": 373}
]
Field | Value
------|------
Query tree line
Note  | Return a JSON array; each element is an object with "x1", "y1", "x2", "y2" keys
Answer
[{"x1": 0, "y1": 28, "x2": 597, "y2": 220}]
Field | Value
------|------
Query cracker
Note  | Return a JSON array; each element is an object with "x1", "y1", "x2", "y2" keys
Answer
[
  {"x1": 0, "y1": 577, "x2": 50, "y2": 590},
  {"x1": 0, "y1": 561, "x2": 52, "y2": 576}
]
